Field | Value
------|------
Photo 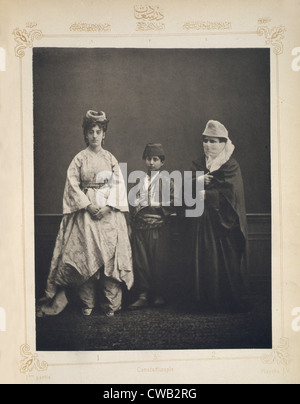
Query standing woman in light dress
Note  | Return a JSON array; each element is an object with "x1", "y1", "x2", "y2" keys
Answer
[{"x1": 37, "y1": 110, "x2": 133, "y2": 318}]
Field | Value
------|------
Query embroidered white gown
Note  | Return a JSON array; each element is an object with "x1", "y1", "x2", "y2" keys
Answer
[{"x1": 44, "y1": 148, "x2": 133, "y2": 303}]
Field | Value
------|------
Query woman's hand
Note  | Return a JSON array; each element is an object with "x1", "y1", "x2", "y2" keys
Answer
[
  {"x1": 199, "y1": 190, "x2": 206, "y2": 200},
  {"x1": 93, "y1": 206, "x2": 113, "y2": 220},
  {"x1": 204, "y1": 173, "x2": 214, "y2": 186},
  {"x1": 87, "y1": 204, "x2": 100, "y2": 216},
  {"x1": 197, "y1": 173, "x2": 214, "y2": 186}
]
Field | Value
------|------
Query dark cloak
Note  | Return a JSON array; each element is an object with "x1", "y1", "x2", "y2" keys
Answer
[{"x1": 184, "y1": 155, "x2": 250, "y2": 312}]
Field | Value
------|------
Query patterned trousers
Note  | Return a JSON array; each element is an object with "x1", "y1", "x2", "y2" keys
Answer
[{"x1": 78, "y1": 274, "x2": 123, "y2": 313}]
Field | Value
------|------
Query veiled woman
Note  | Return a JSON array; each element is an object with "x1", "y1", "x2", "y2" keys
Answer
[
  {"x1": 185, "y1": 120, "x2": 250, "y2": 312},
  {"x1": 37, "y1": 111, "x2": 133, "y2": 318}
]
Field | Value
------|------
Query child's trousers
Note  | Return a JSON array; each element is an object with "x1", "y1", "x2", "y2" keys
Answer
[{"x1": 132, "y1": 225, "x2": 171, "y2": 298}]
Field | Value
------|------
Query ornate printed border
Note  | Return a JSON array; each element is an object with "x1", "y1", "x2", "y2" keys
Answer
[
  {"x1": 69, "y1": 23, "x2": 111, "y2": 33},
  {"x1": 262, "y1": 338, "x2": 290, "y2": 372},
  {"x1": 13, "y1": 20, "x2": 289, "y2": 375},
  {"x1": 13, "y1": 24, "x2": 287, "y2": 58},
  {"x1": 183, "y1": 21, "x2": 232, "y2": 31},
  {"x1": 20, "y1": 344, "x2": 48, "y2": 374},
  {"x1": 12, "y1": 28, "x2": 43, "y2": 58},
  {"x1": 257, "y1": 25, "x2": 287, "y2": 55}
]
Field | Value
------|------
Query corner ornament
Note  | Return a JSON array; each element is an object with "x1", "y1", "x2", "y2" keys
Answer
[
  {"x1": 261, "y1": 338, "x2": 290, "y2": 371},
  {"x1": 257, "y1": 25, "x2": 287, "y2": 55},
  {"x1": 20, "y1": 344, "x2": 48, "y2": 374},
  {"x1": 12, "y1": 28, "x2": 43, "y2": 58}
]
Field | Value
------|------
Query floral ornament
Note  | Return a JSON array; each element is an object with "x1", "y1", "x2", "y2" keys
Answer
[
  {"x1": 257, "y1": 25, "x2": 287, "y2": 55},
  {"x1": 20, "y1": 344, "x2": 48, "y2": 374},
  {"x1": 12, "y1": 28, "x2": 43, "y2": 58},
  {"x1": 261, "y1": 338, "x2": 290, "y2": 371}
]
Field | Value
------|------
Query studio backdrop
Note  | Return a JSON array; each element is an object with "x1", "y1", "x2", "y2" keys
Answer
[{"x1": 34, "y1": 48, "x2": 271, "y2": 296}]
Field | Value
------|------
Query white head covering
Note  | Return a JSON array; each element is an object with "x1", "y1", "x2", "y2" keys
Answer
[{"x1": 203, "y1": 120, "x2": 235, "y2": 173}]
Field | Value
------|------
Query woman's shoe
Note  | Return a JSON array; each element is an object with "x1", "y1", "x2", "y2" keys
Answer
[
  {"x1": 129, "y1": 293, "x2": 149, "y2": 310},
  {"x1": 106, "y1": 311, "x2": 115, "y2": 318}
]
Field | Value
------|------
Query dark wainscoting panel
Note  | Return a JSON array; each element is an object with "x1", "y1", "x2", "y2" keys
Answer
[{"x1": 35, "y1": 213, "x2": 271, "y2": 298}]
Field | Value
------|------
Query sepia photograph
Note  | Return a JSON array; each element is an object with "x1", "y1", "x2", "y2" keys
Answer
[
  {"x1": 1, "y1": 0, "x2": 300, "y2": 387},
  {"x1": 34, "y1": 47, "x2": 272, "y2": 352}
]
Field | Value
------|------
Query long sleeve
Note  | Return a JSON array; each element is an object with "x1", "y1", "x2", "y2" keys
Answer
[
  {"x1": 205, "y1": 161, "x2": 243, "y2": 233},
  {"x1": 106, "y1": 155, "x2": 129, "y2": 213},
  {"x1": 62, "y1": 155, "x2": 91, "y2": 214}
]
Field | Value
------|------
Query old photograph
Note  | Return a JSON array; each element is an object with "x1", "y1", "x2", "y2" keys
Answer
[{"x1": 34, "y1": 47, "x2": 272, "y2": 352}]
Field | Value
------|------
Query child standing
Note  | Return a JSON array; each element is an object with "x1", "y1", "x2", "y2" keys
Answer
[{"x1": 129, "y1": 143, "x2": 176, "y2": 309}]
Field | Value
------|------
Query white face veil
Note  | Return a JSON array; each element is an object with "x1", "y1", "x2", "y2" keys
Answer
[{"x1": 203, "y1": 120, "x2": 235, "y2": 173}]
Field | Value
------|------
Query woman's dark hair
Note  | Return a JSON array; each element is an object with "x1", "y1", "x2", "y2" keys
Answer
[{"x1": 82, "y1": 117, "x2": 108, "y2": 146}]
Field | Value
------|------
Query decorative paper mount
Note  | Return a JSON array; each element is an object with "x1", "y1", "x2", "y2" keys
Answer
[{"x1": 12, "y1": 24, "x2": 287, "y2": 58}]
